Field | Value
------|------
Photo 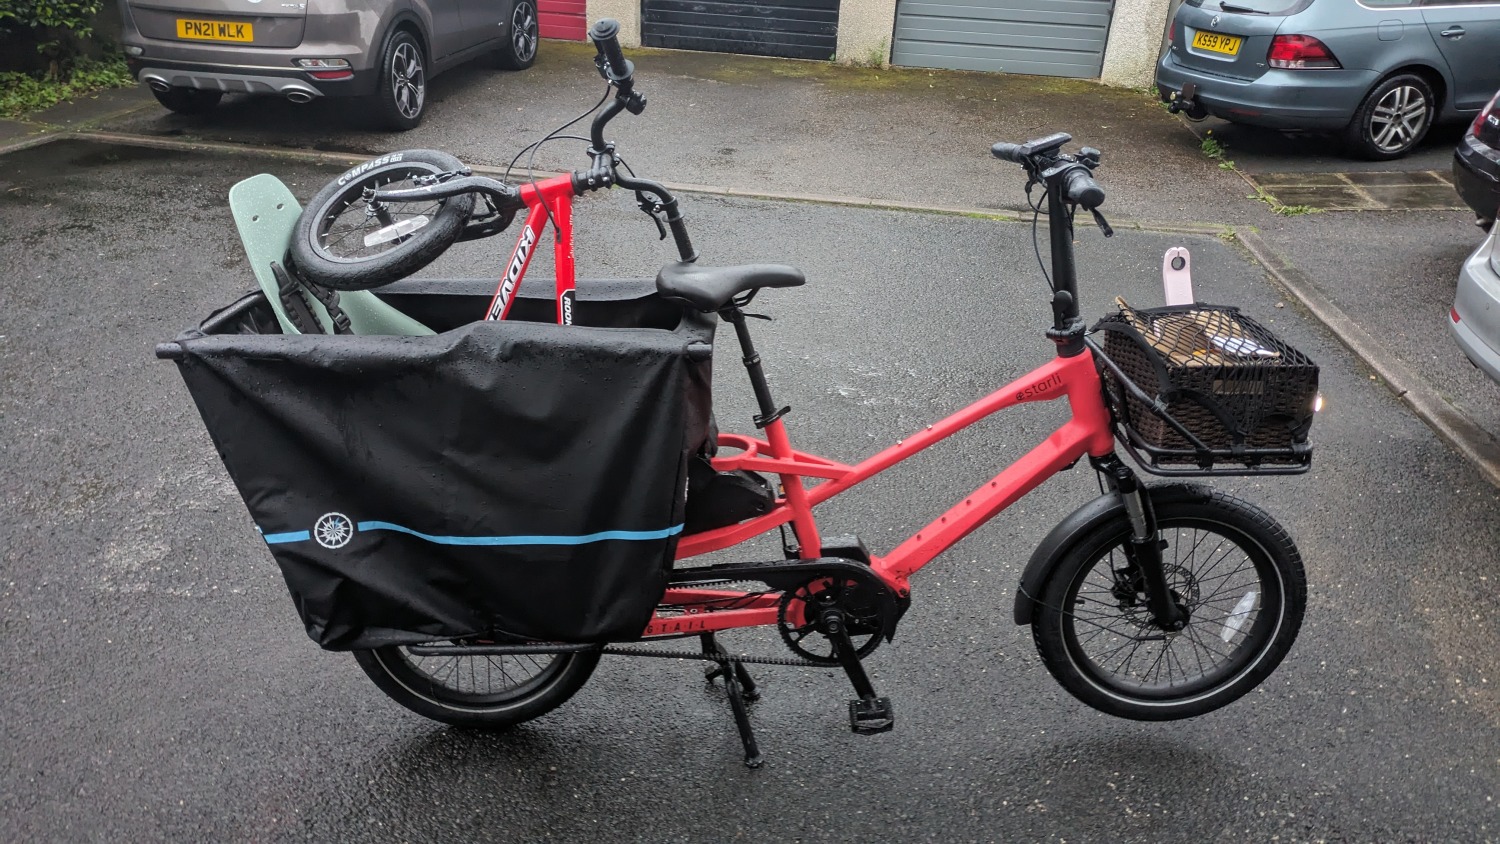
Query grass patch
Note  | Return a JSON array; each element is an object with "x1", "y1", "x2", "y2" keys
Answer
[
  {"x1": 1198, "y1": 129, "x2": 1321, "y2": 216},
  {"x1": 1248, "y1": 185, "x2": 1322, "y2": 216},
  {"x1": 1199, "y1": 131, "x2": 1236, "y2": 170},
  {"x1": 0, "y1": 55, "x2": 134, "y2": 119}
]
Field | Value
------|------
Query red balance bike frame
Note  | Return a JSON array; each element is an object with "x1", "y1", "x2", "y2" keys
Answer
[{"x1": 484, "y1": 173, "x2": 580, "y2": 325}]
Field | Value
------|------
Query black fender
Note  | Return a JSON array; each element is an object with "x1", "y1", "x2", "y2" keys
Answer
[{"x1": 1012, "y1": 482, "x2": 1215, "y2": 625}]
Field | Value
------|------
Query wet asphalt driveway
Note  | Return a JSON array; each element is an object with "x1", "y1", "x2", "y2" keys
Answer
[{"x1": 3, "y1": 137, "x2": 1500, "y2": 841}]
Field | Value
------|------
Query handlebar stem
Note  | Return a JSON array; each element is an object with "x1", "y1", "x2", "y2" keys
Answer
[{"x1": 1045, "y1": 176, "x2": 1079, "y2": 320}]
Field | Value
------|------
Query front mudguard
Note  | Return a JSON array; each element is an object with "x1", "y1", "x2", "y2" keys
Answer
[{"x1": 1012, "y1": 482, "x2": 1216, "y2": 625}]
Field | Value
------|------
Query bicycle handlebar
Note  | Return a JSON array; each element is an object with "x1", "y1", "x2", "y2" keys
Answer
[
  {"x1": 589, "y1": 19, "x2": 632, "y2": 85},
  {"x1": 374, "y1": 174, "x2": 520, "y2": 208},
  {"x1": 378, "y1": 24, "x2": 698, "y2": 263},
  {"x1": 990, "y1": 132, "x2": 1071, "y2": 166},
  {"x1": 991, "y1": 132, "x2": 1107, "y2": 210},
  {"x1": 1063, "y1": 167, "x2": 1104, "y2": 211}
]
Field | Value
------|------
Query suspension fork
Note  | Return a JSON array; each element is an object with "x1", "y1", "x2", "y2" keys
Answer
[{"x1": 1092, "y1": 454, "x2": 1186, "y2": 630}]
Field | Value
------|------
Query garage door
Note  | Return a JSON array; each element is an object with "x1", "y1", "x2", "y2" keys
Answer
[
  {"x1": 641, "y1": 0, "x2": 839, "y2": 61},
  {"x1": 892, "y1": 0, "x2": 1114, "y2": 79},
  {"x1": 538, "y1": 0, "x2": 585, "y2": 40}
]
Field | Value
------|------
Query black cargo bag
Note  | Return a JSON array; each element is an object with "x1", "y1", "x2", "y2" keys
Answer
[{"x1": 162, "y1": 279, "x2": 714, "y2": 650}]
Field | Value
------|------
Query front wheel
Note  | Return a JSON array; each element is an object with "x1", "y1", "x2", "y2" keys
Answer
[
  {"x1": 353, "y1": 645, "x2": 601, "y2": 728},
  {"x1": 289, "y1": 149, "x2": 473, "y2": 290},
  {"x1": 1030, "y1": 489, "x2": 1306, "y2": 720},
  {"x1": 493, "y1": 0, "x2": 539, "y2": 70}
]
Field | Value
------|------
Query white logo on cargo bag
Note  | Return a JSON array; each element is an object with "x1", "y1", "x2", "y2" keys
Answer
[{"x1": 314, "y1": 512, "x2": 354, "y2": 549}]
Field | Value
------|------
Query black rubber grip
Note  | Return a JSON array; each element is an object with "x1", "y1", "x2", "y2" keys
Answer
[
  {"x1": 589, "y1": 19, "x2": 630, "y2": 82},
  {"x1": 1064, "y1": 168, "x2": 1105, "y2": 210},
  {"x1": 991, "y1": 142, "x2": 1024, "y2": 163}
]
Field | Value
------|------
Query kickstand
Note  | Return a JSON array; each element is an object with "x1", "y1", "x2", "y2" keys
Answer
[
  {"x1": 700, "y1": 633, "x2": 763, "y2": 768},
  {"x1": 822, "y1": 609, "x2": 895, "y2": 734}
]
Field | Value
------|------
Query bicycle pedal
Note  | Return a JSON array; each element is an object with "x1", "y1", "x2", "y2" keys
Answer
[{"x1": 848, "y1": 697, "x2": 895, "y2": 734}]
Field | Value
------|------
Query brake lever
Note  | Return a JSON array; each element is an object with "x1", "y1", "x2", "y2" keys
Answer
[
  {"x1": 1091, "y1": 208, "x2": 1114, "y2": 238},
  {"x1": 636, "y1": 191, "x2": 668, "y2": 240}
]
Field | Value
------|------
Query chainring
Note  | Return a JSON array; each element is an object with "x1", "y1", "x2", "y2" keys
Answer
[{"x1": 777, "y1": 575, "x2": 889, "y2": 665}]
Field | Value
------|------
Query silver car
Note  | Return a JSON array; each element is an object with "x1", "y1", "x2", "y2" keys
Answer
[
  {"x1": 119, "y1": 0, "x2": 539, "y2": 129},
  {"x1": 1157, "y1": 0, "x2": 1500, "y2": 160},
  {"x1": 1451, "y1": 226, "x2": 1500, "y2": 383}
]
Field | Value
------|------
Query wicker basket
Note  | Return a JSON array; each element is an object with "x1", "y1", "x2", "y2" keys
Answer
[{"x1": 1094, "y1": 300, "x2": 1318, "y2": 468}]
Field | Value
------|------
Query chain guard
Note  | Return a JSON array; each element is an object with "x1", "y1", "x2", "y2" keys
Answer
[{"x1": 666, "y1": 556, "x2": 905, "y2": 665}]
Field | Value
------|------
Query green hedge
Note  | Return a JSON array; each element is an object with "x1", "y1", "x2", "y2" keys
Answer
[
  {"x1": 1, "y1": 0, "x2": 112, "y2": 74},
  {"x1": 0, "y1": 0, "x2": 105, "y2": 37},
  {"x1": 0, "y1": 55, "x2": 132, "y2": 117}
]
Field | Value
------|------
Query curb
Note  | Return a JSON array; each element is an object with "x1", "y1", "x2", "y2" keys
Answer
[
  {"x1": 0, "y1": 129, "x2": 63, "y2": 157},
  {"x1": 1237, "y1": 230, "x2": 1500, "y2": 488}
]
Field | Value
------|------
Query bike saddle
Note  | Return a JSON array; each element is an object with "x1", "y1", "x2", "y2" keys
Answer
[{"x1": 656, "y1": 261, "x2": 805, "y2": 312}]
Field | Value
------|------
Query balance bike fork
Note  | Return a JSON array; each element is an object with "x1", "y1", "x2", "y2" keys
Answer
[{"x1": 1097, "y1": 456, "x2": 1184, "y2": 630}]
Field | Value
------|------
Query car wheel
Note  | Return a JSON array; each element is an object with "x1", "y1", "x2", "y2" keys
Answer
[
  {"x1": 151, "y1": 86, "x2": 223, "y2": 116},
  {"x1": 493, "y1": 0, "x2": 539, "y2": 70},
  {"x1": 1343, "y1": 73, "x2": 1435, "y2": 161},
  {"x1": 371, "y1": 29, "x2": 427, "y2": 131}
]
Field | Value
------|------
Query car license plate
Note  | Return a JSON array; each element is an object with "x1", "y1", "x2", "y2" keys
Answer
[
  {"x1": 1192, "y1": 31, "x2": 1241, "y2": 56},
  {"x1": 176, "y1": 19, "x2": 253, "y2": 42}
]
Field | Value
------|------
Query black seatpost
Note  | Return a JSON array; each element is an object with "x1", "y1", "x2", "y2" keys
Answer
[{"x1": 722, "y1": 306, "x2": 790, "y2": 428}]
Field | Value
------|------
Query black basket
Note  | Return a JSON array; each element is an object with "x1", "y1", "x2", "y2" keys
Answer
[{"x1": 1092, "y1": 301, "x2": 1318, "y2": 475}]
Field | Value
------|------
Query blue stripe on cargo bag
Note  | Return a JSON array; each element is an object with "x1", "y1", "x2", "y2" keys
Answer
[
  {"x1": 257, "y1": 523, "x2": 683, "y2": 546},
  {"x1": 261, "y1": 530, "x2": 311, "y2": 544},
  {"x1": 356, "y1": 521, "x2": 684, "y2": 546}
]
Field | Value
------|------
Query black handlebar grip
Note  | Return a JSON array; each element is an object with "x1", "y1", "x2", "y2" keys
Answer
[
  {"x1": 589, "y1": 19, "x2": 631, "y2": 83},
  {"x1": 991, "y1": 142, "x2": 1025, "y2": 163},
  {"x1": 1063, "y1": 168, "x2": 1106, "y2": 210}
]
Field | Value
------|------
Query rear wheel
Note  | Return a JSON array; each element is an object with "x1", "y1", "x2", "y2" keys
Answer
[
  {"x1": 1344, "y1": 73, "x2": 1435, "y2": 161},
  {"x1": 152, "y1": 86, "x2": 222, "y2": 115},
  {"x1": 493, "y1": 0, "x2": 539, "y2": 70},
  {"x1": 289, "y1": 149, "x2": 472, "y2": 290},
  {"x1": 1030, "y1": 490, "x2": 1305, "y2": 720},
  {"x1": 354, "y1": 645, "x2": 601, "y2": 728}
]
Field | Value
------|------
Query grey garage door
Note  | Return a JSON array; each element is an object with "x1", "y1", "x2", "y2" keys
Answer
[{"x1": 892, "y1": 0, "x2": 1115, "y2": 79}]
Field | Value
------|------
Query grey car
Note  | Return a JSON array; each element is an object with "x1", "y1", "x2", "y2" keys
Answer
[
  {"x1": 118, "y1": 0, "x2": 539, "y2": 129},
  {"x1": 1156, "y1": 0, "x2": 1500, "y2": 160}
]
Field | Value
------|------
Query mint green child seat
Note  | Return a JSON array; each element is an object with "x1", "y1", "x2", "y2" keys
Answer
[{"x1": 228, "y1": 173, "x2": 435, "y2": 336}]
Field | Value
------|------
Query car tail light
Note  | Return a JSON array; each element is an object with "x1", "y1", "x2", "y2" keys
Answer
[
  {"x1": 297, "y1": 58, "x2": 354, "y2": 81},
  {"x1": 1267, "y1": 35, "x2": 1341, "y2": 69},
  {"x1": 1452, "y1": 306, "x2": 1462, "y2": 323},
  {"x1": 1471, "y1": 89, "x2": 1500, "y2": 136},
  {"x1": 1168, "y1": 22, "x2": 1175, "y2": 42}
]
